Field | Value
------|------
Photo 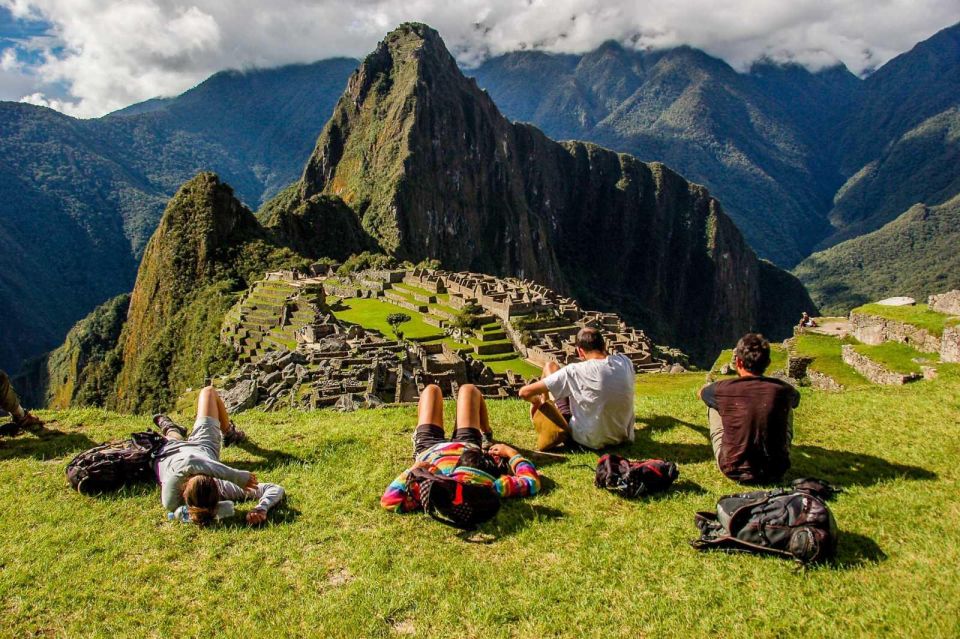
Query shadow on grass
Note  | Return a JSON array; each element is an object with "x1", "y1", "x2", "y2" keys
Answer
[
  {"x1": 229, "y1": 438, "x2": 304, "y2": 471},
  {"x1": 514, "y1": 447, "x2": 570, "y2": 468},
  {"x1": 465, "y1": 503, "x2": 566, "y2": 542},
  {"x1": 0, "y1": 425, "x2": 97, "y2": 461},
  {"x1": 788, "y1": 445, "x2": 937, "y2": 488},
  {"x1": 830, "y1": 530, "x2": 888, "y2": 569},
  {"x1": 614, "y1": 415, "x2": 715, "y2": 464},
  {"x1": 631, "y1": 414, "x2": 937, "y2": 489}
]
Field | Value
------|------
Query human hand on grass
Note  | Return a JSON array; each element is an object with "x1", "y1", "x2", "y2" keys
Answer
[{"x1": 246, "y1": 508, "x2": 267, "y2": 525}]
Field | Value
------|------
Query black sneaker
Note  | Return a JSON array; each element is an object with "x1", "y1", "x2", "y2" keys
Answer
[
  {"x1": 223, "y1": 423, "x2": 247, "y2": 447},
  {"x1": 153, "y1": 414, "x2": 187, "y2": 439},
  {"x1": 16, "y1": 411, "x2": 44, "y2": 432}
]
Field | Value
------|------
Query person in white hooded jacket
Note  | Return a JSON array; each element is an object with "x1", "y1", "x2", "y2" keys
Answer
[{"x1": 154, "y1": 386, "x2": 284, "y2": 526}]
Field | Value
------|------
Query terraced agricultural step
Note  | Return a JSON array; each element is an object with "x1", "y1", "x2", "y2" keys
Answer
[
  {"x1": 474, "y1": 341, "x2": 516, "y2": 356},
  {"x1": 841, "y1": 344, "x2": 923, "y2": 385}
]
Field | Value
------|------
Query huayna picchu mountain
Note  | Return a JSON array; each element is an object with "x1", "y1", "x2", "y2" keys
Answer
[
  {"x1": 276, "y1": 23, "x2": 812, "y2": 362},
  {"x1": 22, "y1": 24, "x2": 813, "y2": 410}
]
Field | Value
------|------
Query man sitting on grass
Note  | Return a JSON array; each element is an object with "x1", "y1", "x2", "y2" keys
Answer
[
  {"x1": 518, "y1": 327, "x2": 636, "y2": 450},
  {"x1": 0, "y1": 369, "x2": 45, "y2": 436},
  {"x1": 698, "y1": 333, "x2": 799, "y2": 483}
]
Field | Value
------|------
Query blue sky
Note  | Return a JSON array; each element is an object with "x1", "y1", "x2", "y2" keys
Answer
[{"x1": 1, "y1": 1, "x2": 958, "y2": 118}]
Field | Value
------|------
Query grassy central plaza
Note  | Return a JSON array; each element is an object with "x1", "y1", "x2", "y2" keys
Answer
[
  {"x1": 2, "y1": 368, "x2": 958, "y2": 637},
  {"x1": 331, "y1": 296, "x2": 543, "y2": 380}
]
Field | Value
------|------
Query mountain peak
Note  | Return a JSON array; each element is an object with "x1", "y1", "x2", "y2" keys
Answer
[{"x1": 274, "y1": 24, "x2": 812, "y2": 360}]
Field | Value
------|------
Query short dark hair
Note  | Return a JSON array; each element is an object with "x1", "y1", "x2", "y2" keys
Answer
[
  {"x1": 735, "y1": 333, "x2": 771, "y2": 375},
  {"x1": 576, "y1": 327, "x2": 606, "y2": 354}
]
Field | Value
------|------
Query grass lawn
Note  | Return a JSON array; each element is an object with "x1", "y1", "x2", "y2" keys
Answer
[
  {"x1": 793, "y1": 334, "x2": 871, "y2": 388},
  {"x1": 477, "y1": 355, "x2": 541, "y2": 379},
  {"x1": 852, "y1": 303, "x2": 959, "y2": 337},
  {"x1": 332, "y1": 297, "x2": 444, "y2": 341},
  {"x1": 2, "y1": 369, "x2": 959, "y2": 637},
  {"x1": 851, "y1": 342, "x2": 931, "y2": 375}
]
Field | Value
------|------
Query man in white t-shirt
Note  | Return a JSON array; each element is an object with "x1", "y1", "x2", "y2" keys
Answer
[{"x1": 518, "y1": 327, "x2": 636, "y2": 449}]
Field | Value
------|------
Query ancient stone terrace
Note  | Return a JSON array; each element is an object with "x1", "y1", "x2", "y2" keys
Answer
[{"x1": 217, "y1": 266, "x2": 684, "y2": 412}]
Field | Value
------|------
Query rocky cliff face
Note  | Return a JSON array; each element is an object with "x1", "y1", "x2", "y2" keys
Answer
[{"x1": 277, "y1": 23, "x2": 811, "y2": 360}]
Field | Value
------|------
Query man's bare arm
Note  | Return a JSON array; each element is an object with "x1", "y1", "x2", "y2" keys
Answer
[{"x1": 518, "y1": 380, "x2": 548, "y2": 402}]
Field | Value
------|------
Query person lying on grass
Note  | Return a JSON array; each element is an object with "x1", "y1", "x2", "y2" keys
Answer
[
  {"x1": 381, "y1": 383, "x2": 541, "y2": 526},
  {"x1": 154, "y1": 385, "x2": 284, "y2": 526}
]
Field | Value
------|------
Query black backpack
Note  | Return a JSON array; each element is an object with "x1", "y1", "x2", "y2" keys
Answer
[
  {"x1": 690, "y1": 478, "x2": 839, "y2": 565},
  {"x1": 409, "y1": 467, "x2": 501, "y2": 530},
  {"x1": 66, "y1": 431, "x2": 168, "y2": 495},
  {"x1": 595, "y1": 454, "x2": 679, "y2": 498}
]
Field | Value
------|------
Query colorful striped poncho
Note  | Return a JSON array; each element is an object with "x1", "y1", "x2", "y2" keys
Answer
[{"x1": 381, "y1": 441, "x2": 541, "y2": 513}]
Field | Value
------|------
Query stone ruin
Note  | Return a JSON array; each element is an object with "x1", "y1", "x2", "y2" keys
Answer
[{"x1": 217, "y1": 266, "x2": 686, "y2": 412}]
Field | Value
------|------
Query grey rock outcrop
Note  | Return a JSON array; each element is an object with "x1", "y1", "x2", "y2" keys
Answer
[
  {"x1": 929, "y1": 290, "x2": 960, "y2": 316},
  {"x1": 221, "y1": 379, "x2": 258, "y2": 413}
]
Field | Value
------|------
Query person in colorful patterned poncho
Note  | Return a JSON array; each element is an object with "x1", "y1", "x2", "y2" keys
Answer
[{"x1": 381, "y1": 383, "x2": 541, "y2": 514}]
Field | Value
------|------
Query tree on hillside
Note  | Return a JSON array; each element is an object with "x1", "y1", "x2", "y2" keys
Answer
[{"x1": 387, "y1": 312, "x2": 411, "y2": 340}]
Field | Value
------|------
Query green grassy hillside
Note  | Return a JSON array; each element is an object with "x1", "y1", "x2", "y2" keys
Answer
[
  {"x1": 795, "y1": 195, "x2": 960, "y2": 314},
  {"x1": 2, "y1": 370, "x2": 958, "y2": 637}
]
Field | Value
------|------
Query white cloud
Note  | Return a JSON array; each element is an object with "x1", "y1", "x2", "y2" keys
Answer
[{"x1": 1, "y1": 0, "x2": 958, "y2": 117}]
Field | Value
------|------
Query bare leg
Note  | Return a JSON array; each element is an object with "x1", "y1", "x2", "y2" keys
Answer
[
  {"x1": 539, "y1": 361, "x2": 561, "y2": 401},
  {"x1": 456, "y1": 384, "x2": 488, "y2": 433},
  {"x1": 197, "y1": 386, "x2": 231, "y2": 434},
  {"x1": 417, "y1": 384, "x2": 444, "y2": 428}
]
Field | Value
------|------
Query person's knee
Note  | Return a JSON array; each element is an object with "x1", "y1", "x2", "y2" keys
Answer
[
  {"x1": 457, "y1": 383, "x2": 480, "y2": 402},
  {"x1": 421, "y1": 384, "x2": 443, "y2": 401},
  {"x1": 542, "y1": 361, "x2": 560, "y2": 379},
  {"x1": 198, "y1": 385, "x2": 218, "y2": 401}
]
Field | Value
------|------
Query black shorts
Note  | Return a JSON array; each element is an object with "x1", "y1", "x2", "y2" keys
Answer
[
  {"x1": 413, "y1": 424, "x2": 482, "y2": 458},
  {"x1": 555, "y1": 397, "x2": 573, "y2": 422}
]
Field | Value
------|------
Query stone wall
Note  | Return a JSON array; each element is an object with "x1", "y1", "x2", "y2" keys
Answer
[
  {"x1": 841, "y1": 345, "x2": 921, "y2": 385},
  {"x1": 942, "y1": 326, "x2": 960, "y2": 363},
  {"x1": 849, "y1": 312, "x2": 942, "y2": 353}
]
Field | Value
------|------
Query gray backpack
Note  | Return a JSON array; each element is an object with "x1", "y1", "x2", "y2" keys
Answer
[{"x1": 690, "y1": 478, "x2": 839, "y2": 565}]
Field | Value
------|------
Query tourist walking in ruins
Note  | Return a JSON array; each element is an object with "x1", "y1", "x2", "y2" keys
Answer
[
  {"x1": 698, "y1": 333, "x2": 799, "y2": 483},
  {"x1": 518, "y1": 327, "x2": 636, "y2": 450},
  {"x1": 154, "y1": 385, "x2": 285, "y2": 526},
  {"x1": 0, "y1": 369, "x2": 45, "y2": 436},
  {"x1": 381, "y1": 383, "x2": 541, "y2": 528}
]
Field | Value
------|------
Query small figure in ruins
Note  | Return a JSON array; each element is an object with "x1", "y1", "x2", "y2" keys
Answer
[{"x1": 797, "y1": 312, "x2": 817, "y2": 329}]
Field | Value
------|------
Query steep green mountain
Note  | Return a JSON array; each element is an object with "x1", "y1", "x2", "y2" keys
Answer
[
  {"x1": 795, "y1": 195, "x2": 960, "y2": 314},
  {"x1": 833, "y1": 22, "x2": 960, "y2": 176},
  {"x1": 277, "y1": 23, "x2": 812, "y2": 361},
  {"x1": 824, "y1": 108, "x2": 960, "y2": 245},
  {"x1": 820, "y1": 23, "x2": 960, "y2": 246},
  {"x1": 13, "y1": 293, "x2": 130, "y2": 410},
  {"x1": 0, "y1": 59, "x2": 355, "y2": 373},
  {"x1": 0, "y1": 104, "x2": 149, "y2": 373},
  {"x1": 470, "y1": 43, "x2": 858, "y2": 266},
  {"x1": 6, "y1": 22, "x2": 959, "y2": 373},
  {"x1": 110, "y1": 173, "x2": 310, "y2": 413}
]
